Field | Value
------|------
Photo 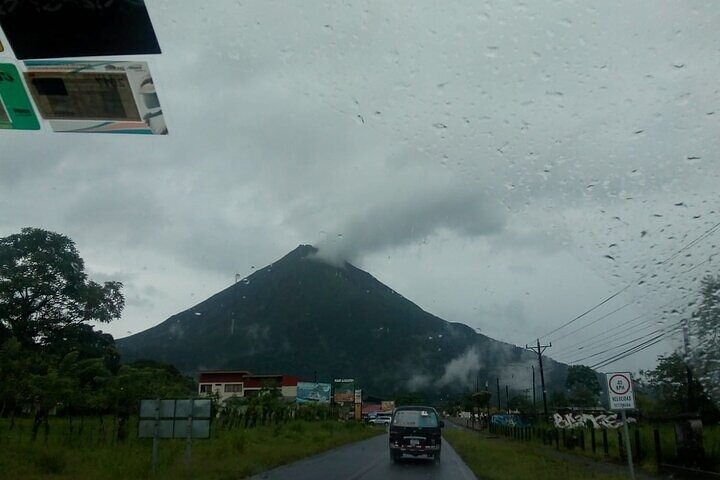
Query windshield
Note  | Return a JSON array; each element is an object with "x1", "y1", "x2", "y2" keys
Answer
[
  {"x1": 393, "y1": 409, "x2": 439, "y2": 428},
  {"x1": 1, "y1": 1, "x2": 719, "y2": 478}
]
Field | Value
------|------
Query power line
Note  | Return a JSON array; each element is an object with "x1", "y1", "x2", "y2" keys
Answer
[
  {"x1": 538, "y1": 286, "x2": 631, "y2": 340},
  {"x1": 550, "y1": 302, "x2": 632, "y2": 343},
  {"x1": 551, "y1": 311, "x2": 649, "y2": 357},
  {"x1": 552, "y1": 289, "x2": 695, "y2": 358},
  {"x1": 553, "y1": 254, "x2": 715, "y2": 355},
  {"x1": 551, "y1": 285, "x2": 700, "y2": 360},
  {"x1": 590, "y1": 332, "x2": 669, "y2": 370},
  {"x1": 566, "y1": 328, "x2": 666, "y2": 364},
  {"x1": 554, "y1": 319, "x2": 658, "y2": 360},
  {"x1": 589, "y1": 326, "x2": 683, "y2": 370},
  {"x1": 536, "y1": 218, "x2": 720, "y2": 342}
]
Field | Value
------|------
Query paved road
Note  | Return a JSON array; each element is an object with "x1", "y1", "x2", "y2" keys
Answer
[{"x1": 248, "y1": 426, "x2": 478, "y2": 480}]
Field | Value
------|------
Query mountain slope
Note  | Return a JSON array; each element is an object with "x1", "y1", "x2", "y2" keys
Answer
[{"x1": 117, "y1": 245, "x2": 567, "y2": 398}]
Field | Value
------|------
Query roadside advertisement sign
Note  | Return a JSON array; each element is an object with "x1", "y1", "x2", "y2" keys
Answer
[
  {"x1": 333, "y1": 378, "x2": 354, "y2": 403},
  {"x1": 606, "y1": 372, "x2": 635, "y2": 410},
  {"x1": 296, "y1": 382, "x2": 331, "y2": 404}
]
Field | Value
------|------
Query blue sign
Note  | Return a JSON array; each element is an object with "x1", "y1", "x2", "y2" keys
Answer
[{"x1": 296, "y1": 382, "x2": 331, "y2": 404}]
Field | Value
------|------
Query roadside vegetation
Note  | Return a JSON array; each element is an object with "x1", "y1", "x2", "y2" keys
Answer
[
  {"x1": 444, "y1": 428, "x2": 629, "y2": 480},
  {"x1": 0, "y1": 415, "x2": 379, "y2": 479}
]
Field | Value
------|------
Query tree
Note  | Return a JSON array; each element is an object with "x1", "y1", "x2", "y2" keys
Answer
[
  {"x1": 640, "y1": 352, "x2": 719, "y2": 421},
  {"x1": 565, "y1": 365, "x2": 601, "y2": 407},
  {"x1": 0, "y1": 338, "x2": 33, "y2": 417},
  {"x1": 508, "y1": 394, "x2": 533, "y2": 413},
  {"x1": 0, "y1": 228, "x2": 124, "y2": 349},
  {"x1": 395, "y1": 391, "x2": 426, "y2": 406},
  {"x1": 689, "y1": 275, "x2": 720, "y2": 405},
  {"x1": 471, "y1": 390, "x2": 492, "y2": 410}
]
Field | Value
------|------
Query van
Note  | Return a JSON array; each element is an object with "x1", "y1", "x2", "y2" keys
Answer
[{"x1": 388, "y1": 406, "x2": 444, "y2": 463}]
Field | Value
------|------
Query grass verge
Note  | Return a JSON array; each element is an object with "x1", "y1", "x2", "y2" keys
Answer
[
  {"x1": 0, "y1": 418, "x2": 381, "y2": 480},
  {"x1": 444, "y1": 428, "x2": 631, "y2": 480}
]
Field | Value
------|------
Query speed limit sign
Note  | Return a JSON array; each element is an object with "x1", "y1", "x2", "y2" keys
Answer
[{"x1": 606, "y1": 372, "x2": 635, "y2": 410}]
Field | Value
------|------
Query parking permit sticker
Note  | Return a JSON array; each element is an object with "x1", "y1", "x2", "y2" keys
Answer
[
  {"x1": 0, "y1": 64, "x2": 40, "y2": 130},
  {"x1": 0, "y1": 97, "x2": 9, "y2": 123},
  {"x1": 26, "y1": 71, "x2": 140, "y2": 121},
  {"x1": 24, "y1": 60, "x2": 167, "y2": 135}
]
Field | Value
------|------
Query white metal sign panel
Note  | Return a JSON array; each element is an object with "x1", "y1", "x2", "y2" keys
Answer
[{"x1": 606, "y1": 372, "x2": 636, "y2": 410}]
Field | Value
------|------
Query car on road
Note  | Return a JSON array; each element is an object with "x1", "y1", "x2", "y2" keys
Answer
[
  {"x1": 388, "y1": 406, "x2": 444, "y2": 463},
  {"x1": 369, "y1": 412, "x2": 392, "y2": 425}
]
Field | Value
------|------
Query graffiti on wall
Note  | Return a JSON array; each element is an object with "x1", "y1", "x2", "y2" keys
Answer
[
  {"x1": 553, "y1": 412, "x2": 637, "y2": 429},
  {"x1": 491, "y1": 414, "x2": 530, "y2": 428}
]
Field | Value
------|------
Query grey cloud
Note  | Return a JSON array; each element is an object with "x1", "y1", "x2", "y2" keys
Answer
[{"x1": 315, "y1": 184, "x2": 506, "y2": 264}]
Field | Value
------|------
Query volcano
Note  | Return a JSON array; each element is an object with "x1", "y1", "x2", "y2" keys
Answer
[{"x1": 117, "y1": 245, "x2": 567, "y2": 398}]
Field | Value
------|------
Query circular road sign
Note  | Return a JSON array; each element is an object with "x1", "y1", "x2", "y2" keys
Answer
[{"x1": 608, "y1": 373, "x2": 632, "y2": 396}]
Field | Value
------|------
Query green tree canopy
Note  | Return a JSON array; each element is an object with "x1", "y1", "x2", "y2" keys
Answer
[
  {"x1": 689, "y1": 274, "x2": 720, "y2": 405},
  {"x1": 639, "y1": 351, "x2": 719, "y2": 421},
  {"x1": 0, "y1": 227, "x2": 124, "y2": 349},
  {"x1": 565, "y1": 365, "x2": 601, "y2": 407},
  {"x1": 471, "y1": 390, "x2": 492, "y2": 409},
  {"x1": 394, "y1": 391, "x2": 426, "y2": 406},
  {"x1": 508, "y1": 394, "x2": 533, "y2": 413}
]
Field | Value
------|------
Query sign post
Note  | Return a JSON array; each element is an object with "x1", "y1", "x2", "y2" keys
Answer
[
  {"x1": 139, "y1": 398, "x2": 212, "y2": 473},
  {"x1": 606, "y1": 372, "x2": 636, "y2": 480},
  {"x1": 151, "y1": 398, "x2": 160, "y2": 474}
]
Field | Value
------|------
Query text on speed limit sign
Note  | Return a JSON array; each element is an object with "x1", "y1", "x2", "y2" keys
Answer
[{"x1": 606, "y1": 372, "x2": 636, "y2": 410}]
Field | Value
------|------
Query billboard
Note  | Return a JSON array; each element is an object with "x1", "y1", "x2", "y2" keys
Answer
[
  {"x1": 296, "y1": 382, "x2": 331, "y2": 404},
  {"x1": 333, "y1": 378, "x2": 354, "y2": 403}
]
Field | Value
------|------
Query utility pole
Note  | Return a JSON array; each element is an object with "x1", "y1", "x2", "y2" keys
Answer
[
  {"x1": 682, "y1": 320, "x2": 696, "y2": 412},
  {"x1": 505, "y1": 385, "x2": 510, "y2": 412},
  {"x1": 496, "y1": 377, "x2": 501, "y2": 411},
  {"x1": 526, "y1": 339, "x2": 551, "y2": 418},
  {"x1": 485, "y1": 380, "x2": 490, "y2": 429},
  {"x1": 532, "y1": 365, "x2": 536, "y2": 411}
]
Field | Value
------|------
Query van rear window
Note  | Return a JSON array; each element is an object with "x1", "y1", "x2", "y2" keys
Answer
[{"x1": 392, "y1": 410, "x2": 438, "y2": 427}]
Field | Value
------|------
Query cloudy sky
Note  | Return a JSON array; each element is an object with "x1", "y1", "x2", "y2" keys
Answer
[{"x1": 1, "y1": 0, "x2": 718, "y2": 376}]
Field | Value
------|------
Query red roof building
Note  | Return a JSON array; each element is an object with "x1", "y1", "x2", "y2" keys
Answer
[{"x1": 198, "y1": 370, "x2": 299, "y2": 402}]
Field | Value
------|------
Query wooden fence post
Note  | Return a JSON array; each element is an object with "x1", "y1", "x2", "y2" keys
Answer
[
  {"x1": 602, "y1": 429, "x2": 609, "y2": 457},
  {"x1": 591, "y1": 428, "x2": 596, "y2": 454},
  {"x1": 653, "y1": 428, "x2": 662, "y2": 468}
]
